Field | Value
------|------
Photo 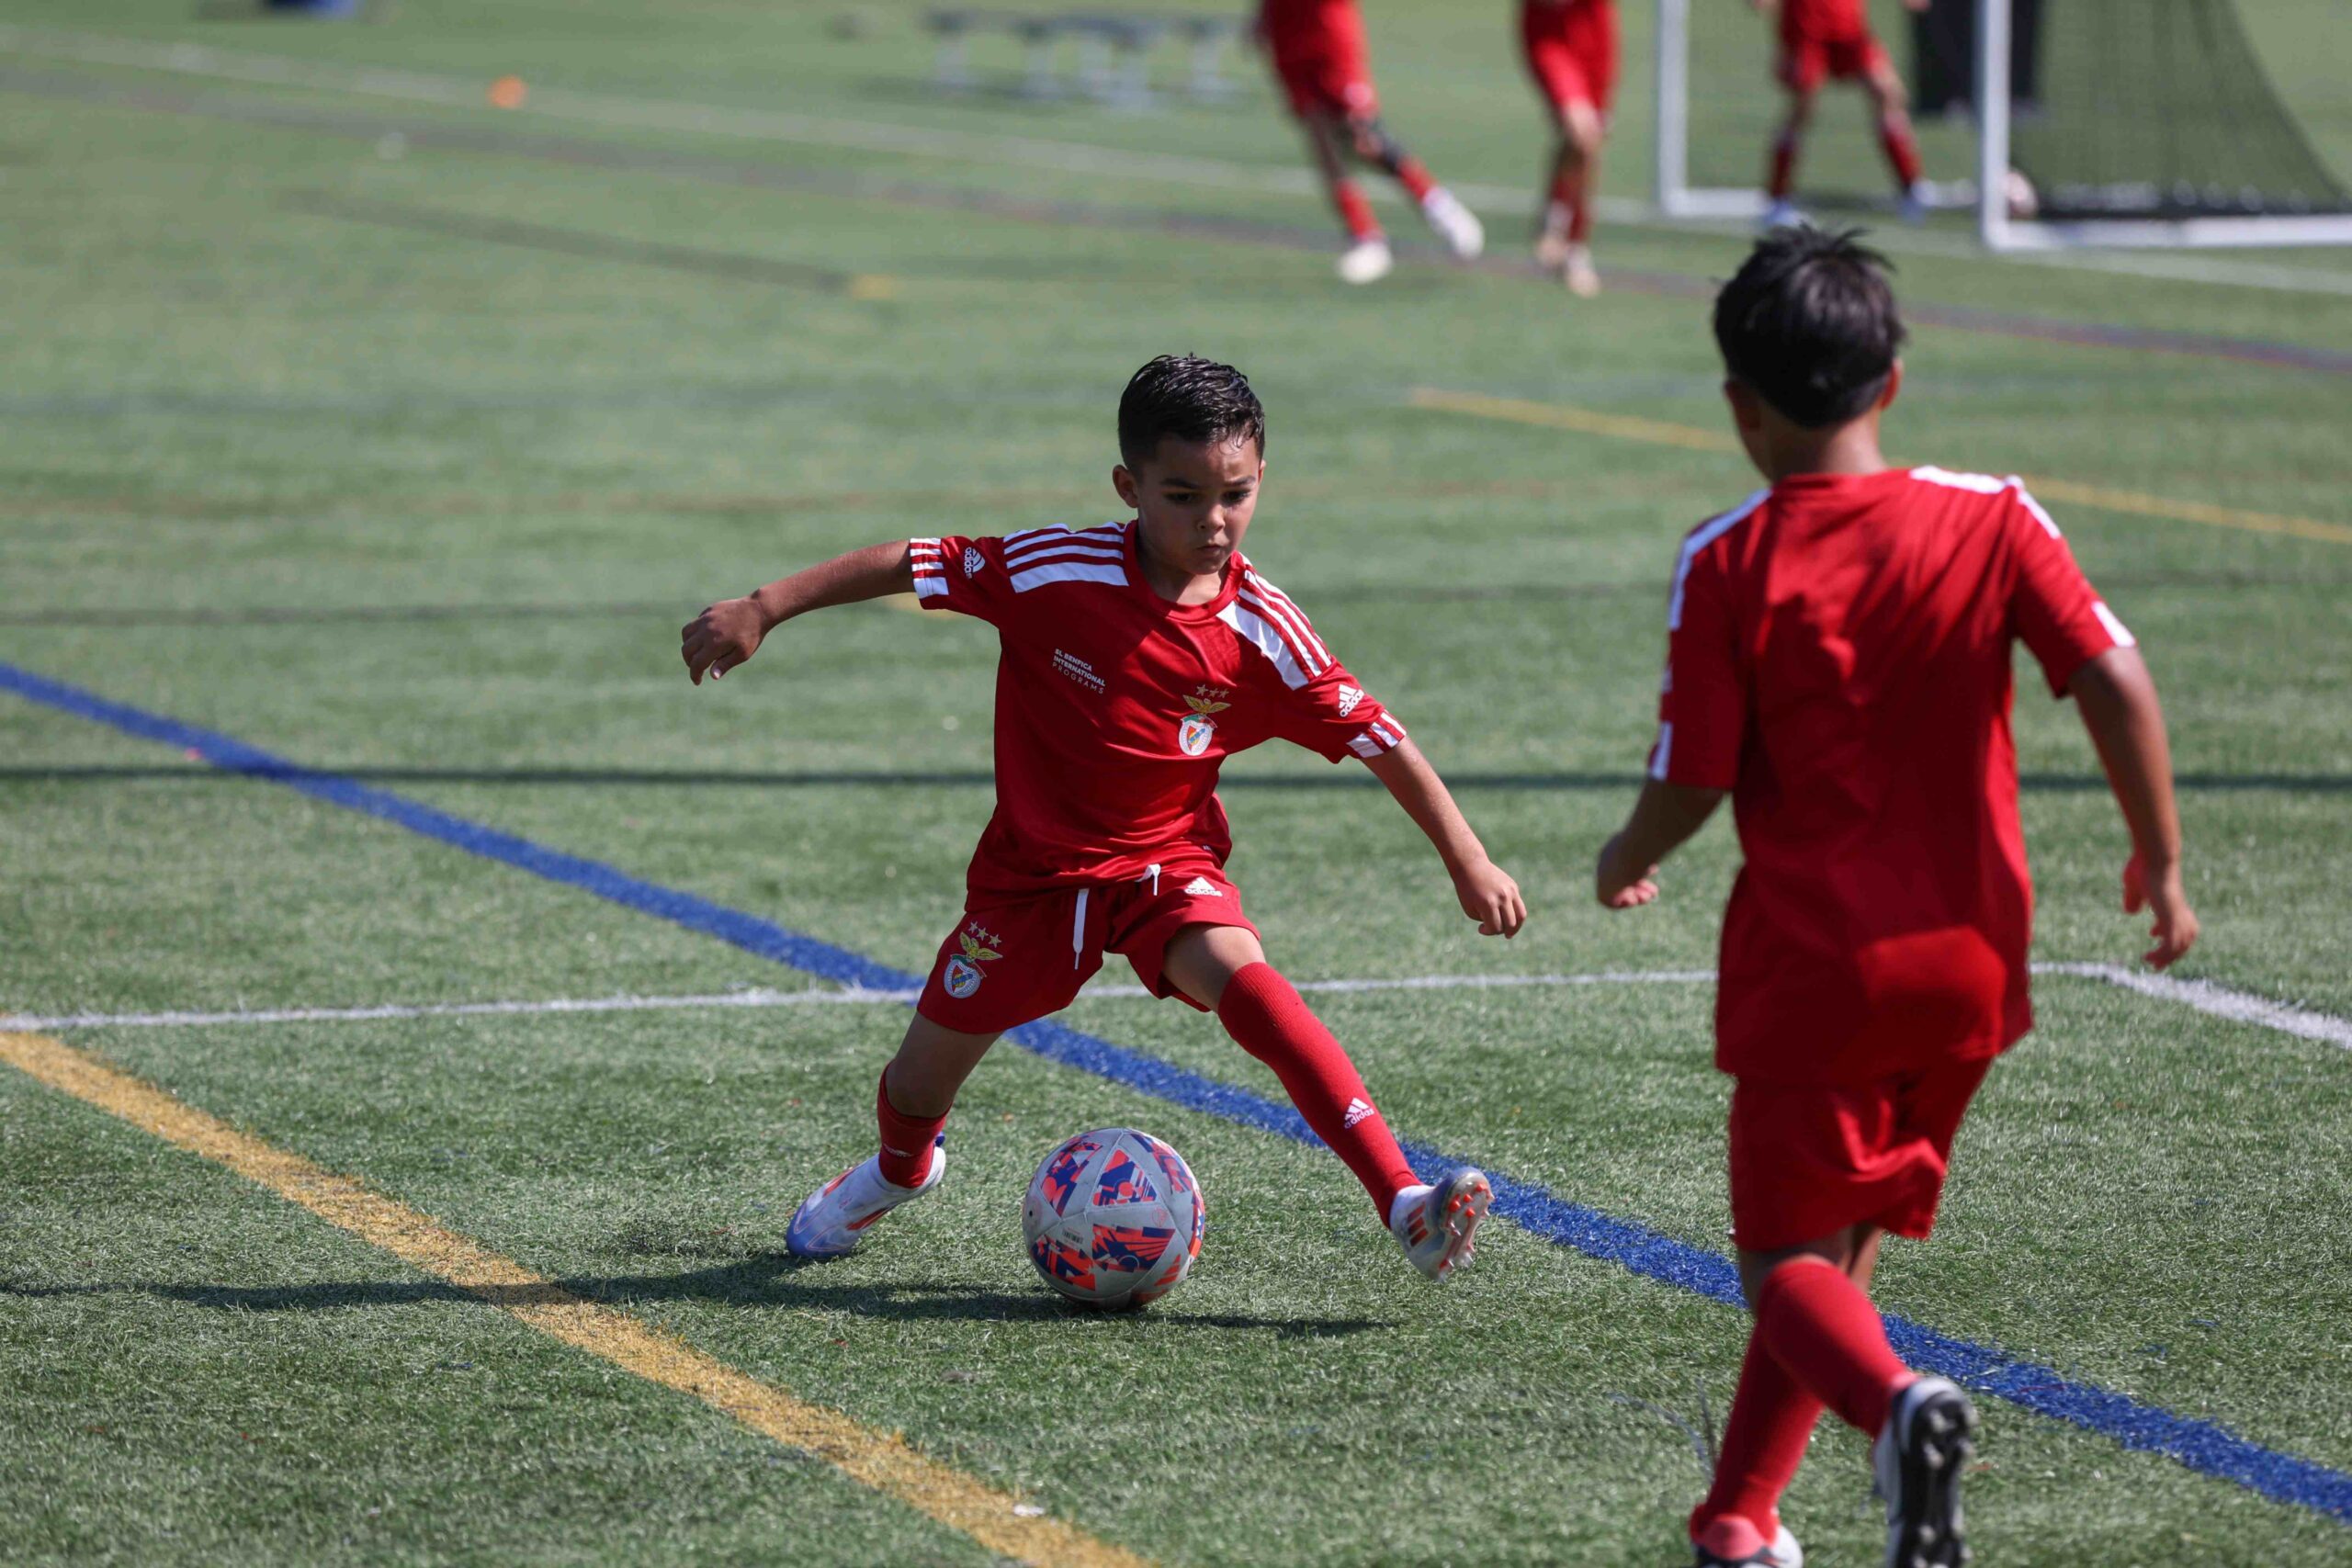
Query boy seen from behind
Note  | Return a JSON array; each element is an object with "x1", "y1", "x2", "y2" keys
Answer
[
  {"x1": 684, "y1": 355, "x2": 1527, "y2": 1287},
  {"x1": 1595, "y1": 229, "x2": 2196, "y2": 1568}
]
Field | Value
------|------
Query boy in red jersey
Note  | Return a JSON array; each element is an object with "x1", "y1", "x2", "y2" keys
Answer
[
  {"x1": 1521, "y1": 0, "x2": 1619, "y2": 298},
  {"x1": 1256, "y1": 0, "x2": 1486, "y2": 284},
  {"x1": 1594, "y1": 229, "x2": 2197, "y2": 1568},
  {"x1": 683, "y1": 355, "x2": 1525, "y2": 1281},
  {"x1": 1754, "y1": 0, "x2": 1930, "y2": 226}
]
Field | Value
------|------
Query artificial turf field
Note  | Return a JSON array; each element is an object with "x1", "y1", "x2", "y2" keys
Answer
[{"x1": 3, "y1": 2, "x2": 2350, "y2": 1563}]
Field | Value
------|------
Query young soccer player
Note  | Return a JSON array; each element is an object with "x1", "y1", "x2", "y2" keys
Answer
[
  {"x1": 1595, "y1": 229, "x2": 2197, "y2": 1567},
  {"x1": 1256, "y1": 0, "x2": 1486, "y2": 284},
  {"x1": 1521, "y1": 0, "x2": 1619, "y2": 298},
  {"x1": 1753, "y1": 0, "x2": 1931, "y2": 227},
  {"x1": 682, "y1": 355, "x2": 1526, "y2": 1281}
]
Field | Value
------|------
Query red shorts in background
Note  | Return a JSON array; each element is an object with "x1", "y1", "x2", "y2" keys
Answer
[
  {"x1": 1778, "y1": 31, "x2": 1887, "y2": 93},
  {"x1": 1265, "y1": 6, "x2": 1377, "y2": 118},
  {"x1": 1726, "y1": 1057, "x2": 1993, "y2": 1252},
  {"x1": 915, "y1": 849, "x2": 1261, "y2": 1036},
  {"x1": 1521, "y1": 0, "x2": 1619, "y2": 118}
]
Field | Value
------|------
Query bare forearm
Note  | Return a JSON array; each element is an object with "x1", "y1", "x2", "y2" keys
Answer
[
  {"x1": 2070, "y1": 647, "x2": 2182, "y2": 871},
  {"x1": 1595, "y1": 778, "x2": 1724, "y2": 908},
  {"x1": 1615, "y1": 779, "x2": 1724, "y2": 870},
  {"x1": 1363, "y1": 739, "x2": 1488, "y2": 874},
  {"x1": 748, "y1": 541, "x2": 915, "y2": 629},
  {"x1": 1363, "y1": 739, "x2": 1525, "y2": 936}
]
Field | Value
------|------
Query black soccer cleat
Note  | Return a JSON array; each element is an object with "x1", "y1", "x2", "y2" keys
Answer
[{"x1": 1871, "y1": 1376, "x2": 1978, "y2": 1568}]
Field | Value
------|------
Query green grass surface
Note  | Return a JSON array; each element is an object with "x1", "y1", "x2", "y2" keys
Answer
[{"x1": 4, "y1": 3, "x2": 2350, "y2": 1563}]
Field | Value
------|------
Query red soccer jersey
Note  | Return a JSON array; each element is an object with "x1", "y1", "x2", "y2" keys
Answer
[
  {"x1": 1648, "y1": 467, "x2": 2132, "y2": 1085},
  {"x1": 910, "y1": 521, "x2": 1408, "y2": 899},
  {"x1": 1780, "y1": 0, "x2": 1869, "y2": 44}
]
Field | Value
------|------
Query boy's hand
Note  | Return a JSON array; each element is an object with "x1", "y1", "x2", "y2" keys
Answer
[
  {"x1": 1594, "y1": 831, "x2": 1661, "y2": 910},
  {"x1": 2123, "y1": 852, "x2": 2199, "y2": 970},
  {"x1": 681, "y1": 597, "x2": 768, "y2": 685},
  {"x1": 1453, "y1": 858, "x2": 1527, "y2": 938}
]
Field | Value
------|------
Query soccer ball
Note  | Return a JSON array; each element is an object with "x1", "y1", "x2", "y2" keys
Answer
[{"x1": 1022, "y1": 1128, "x2": 1204, "y2": 1310}]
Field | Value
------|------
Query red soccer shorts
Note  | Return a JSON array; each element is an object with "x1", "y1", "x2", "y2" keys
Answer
[
  {"x1": 1521, "y1": 1, "x2": 1618, "y2": 118},
  {"x1": 1726, "y1": 1056, "x2": 1993, "y2": 1252},
  {"x1": 1777, "y1": 32, "x2": 1886, "y2": 94},
  {"x1": 915, "y1": 852, "x2": 1261, "y2": 1036},
  {"x1": 1267, "y1": 12, "x2": 1378, "y2": 118}
]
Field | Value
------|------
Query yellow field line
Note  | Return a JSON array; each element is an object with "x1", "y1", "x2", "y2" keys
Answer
[
  {"x1": 1407, "y1": 387, "x2": 2352, "y2": 547},
  {"x1": 0, "y1": 1030, "x2": 1148, "y2": 1568}
]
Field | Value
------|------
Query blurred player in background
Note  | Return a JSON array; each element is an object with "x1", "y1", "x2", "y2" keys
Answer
[
  {"x1": 1596, "y1": 229, "x2": 2195, "y2": 1567},
  {"x1": 1521, "y1": 0, "x2": 1618, "y2": 297},
  {"x1": 1755, "y1": 0, "x2": 1931, "y2": 226},
  {"x1": 1257, "y1": 0, "x2": 1486, "y2": 283}
]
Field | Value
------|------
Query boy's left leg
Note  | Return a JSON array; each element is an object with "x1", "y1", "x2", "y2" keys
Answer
[
  {"x1": 1860, "y1": 49, "x2": 1928, "y2": 217},
  {"x1": 1158, "y1": 923, "x2": 1490, "y2": 1280},
  {"x1": 1693, "y1": 1062, "x2": 1990, "y2": 1564},
  {"x1": 1343, "y1": 114, "x2": 1486, "y2": 260}
]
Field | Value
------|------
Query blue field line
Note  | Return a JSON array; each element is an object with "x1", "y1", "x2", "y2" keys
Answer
[{"x1": 5, "y1": 657, "x2": 2348, "y2": 1526}]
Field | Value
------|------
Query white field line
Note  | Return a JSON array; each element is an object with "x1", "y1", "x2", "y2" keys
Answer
[
  {"x1": 7, "y1": 24, "x2": 2351, "y2": 299},
  {"x1": 9, "y1": 964, "x2": 2347, "y2": 1048},
  {"x1": 2034, "y1": 961, "x2": 2352, "y2": 1049}
]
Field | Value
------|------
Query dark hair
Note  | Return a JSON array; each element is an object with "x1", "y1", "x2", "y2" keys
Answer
[
  {"x1": 1712, "y1": 227, "x2": 1905, "y2": 429},
  {"x1": 1117, "y1": 355, "x2": 1266, "y2": 468}
]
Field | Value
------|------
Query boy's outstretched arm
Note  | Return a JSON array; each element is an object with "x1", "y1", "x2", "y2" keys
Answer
[
  {"x1": 1594, "y1": 780, "x2": 1724, "y2": 909},
  {"x1": 1361, "y1": 739, "x2": 1528, "y2": 937},
  {"x1": 680, "y1": 541, "x2": 913, "y2": 685},
  {"x1": 2068, "y1": 646, "x2": 2199, "y2": 968}
]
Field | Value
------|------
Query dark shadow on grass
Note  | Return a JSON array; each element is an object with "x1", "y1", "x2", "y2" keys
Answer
[
  {"x1": 3, "y1": 765, "x2": 2348, "y2": 794},
  {"x1": 0, "y1": 1260, "x2": 1383, "y2": 1337}
]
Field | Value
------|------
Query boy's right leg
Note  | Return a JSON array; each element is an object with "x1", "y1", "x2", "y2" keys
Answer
[
  {"x1": 786, "y1": 1013, "x2": 1001, "y2": 1258},
  {"x1": 1299, "y1": 112, "x2": 1393, "y2": 284}
]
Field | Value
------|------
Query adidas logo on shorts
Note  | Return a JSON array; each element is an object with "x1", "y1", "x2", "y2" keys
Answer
[{"x1": 1182, "y1": 876, "x2": 1222, "y2": 897}]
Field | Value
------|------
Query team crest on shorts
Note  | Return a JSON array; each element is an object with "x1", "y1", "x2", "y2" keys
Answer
[
  {"x1": 1179, "y1": 689, "x2": 1230, "y2": 758},
  {"x1": 944, "y1": 927, "x2": 1001, "y2": 998}
]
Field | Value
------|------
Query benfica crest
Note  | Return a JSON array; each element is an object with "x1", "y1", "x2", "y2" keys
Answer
[
  {"x1": 943, "y1": 930, "x2": 1001, "y2": 998},
  {"x1": 1178, "y1": 689, "x2": 1229, "y2": 758}
]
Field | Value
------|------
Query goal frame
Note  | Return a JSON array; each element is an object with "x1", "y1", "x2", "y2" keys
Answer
[
  {"x1": 1973, "y1": 0, "x2": 2352, "y2": 250},
  {"x1": 1651, "y1": 0, "x2": 2352, "y2": 247}
]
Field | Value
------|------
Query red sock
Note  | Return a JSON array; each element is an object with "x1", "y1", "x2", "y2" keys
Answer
[
  {"x1": 1768, "y1": 133, "x2": 1798, "y2": 200},
  {"x1": 1393, "y1": 155, "x2": 1438, "y2": 204},
  {"x1": 1216, "y1": 963, "x2": 1417, "y2": 1216},
  {"x1": 1752, "y1": 1256, "x2": 1913, "y2": 1435},
  {"x1": 874, "y1": 1071, "x2": 944, "y2": 1188},
  {"x1": 1330, "y1": 178, "x2": 1381, "y2": 243},
  {"x1": 1879, "y1": 117, "x2": 1923, "y2": 186},
  {"x1": 1548, "y1": 170, "x2": 1592, "y2": 243},
  {"x1": 1690, "y1": 1331, "x2": 1825, "y2": 1544}
]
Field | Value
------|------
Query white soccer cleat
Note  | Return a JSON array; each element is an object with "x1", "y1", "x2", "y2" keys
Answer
[
  {"x1": 1421, "y1": 187, "x2": 1486, "y2": 259},
  {"x1": 1533, "y1": 226, "x2": 1572, "y2": 274},
  {"x1": 1562, "y1": 243, "x2": 1600, "y2": 298},
  {"x1": 1871, "y1": 1375, "x2": 1977, "y2": 1568},
  {"x1": 1336, "y1": 238, "x2": 1395, "y2": 285},
  {"x1": 1388, "y1": 1167, "x2": 1493, "y2": 1280},
  {"x1": 1692, "y1": 1518, "x2": 1804, "y2": 1567},
  {"x1": 784, "y1": 1140, "x2": 946, "y2": 1258},
  {"x1": 1760, "y1": 198, "x2": 1805, "y2": 231},
  {"x1": 1899, "y1": 181, "x2": 1931, "y2": 225}
]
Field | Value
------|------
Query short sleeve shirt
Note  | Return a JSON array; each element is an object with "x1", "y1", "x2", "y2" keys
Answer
[
  {"x1": 910, "y1": 522, "x2": 1407, "y2": 898},
  {"x1": 1649, "y1": 468, "x2": 2130, "y2": 1083}
]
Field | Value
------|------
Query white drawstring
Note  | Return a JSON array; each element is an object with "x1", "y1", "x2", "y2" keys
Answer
[
  {"x1": 1071, "y1": 887, "x2": 1090, "y2": 968},
  {"x1": 1144, "y1": 863, "x2": 1162, "y2": 896}
]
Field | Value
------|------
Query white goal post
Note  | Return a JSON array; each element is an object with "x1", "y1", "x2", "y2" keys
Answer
[
  {"x1": 1973, "y1": 0, "x2": 2352, "y2": 250},
  {"x1": 1652, "y1": 0, "x2": 2352, "y2": 248}
]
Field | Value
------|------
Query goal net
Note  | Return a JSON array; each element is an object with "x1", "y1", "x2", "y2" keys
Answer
[
  {"x1": 1973, "y1": 0, "x2": 2352, "y2": 249},
  {"x1": 1653, "y1": 0, "x2": 2352, "y2": 248}
]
